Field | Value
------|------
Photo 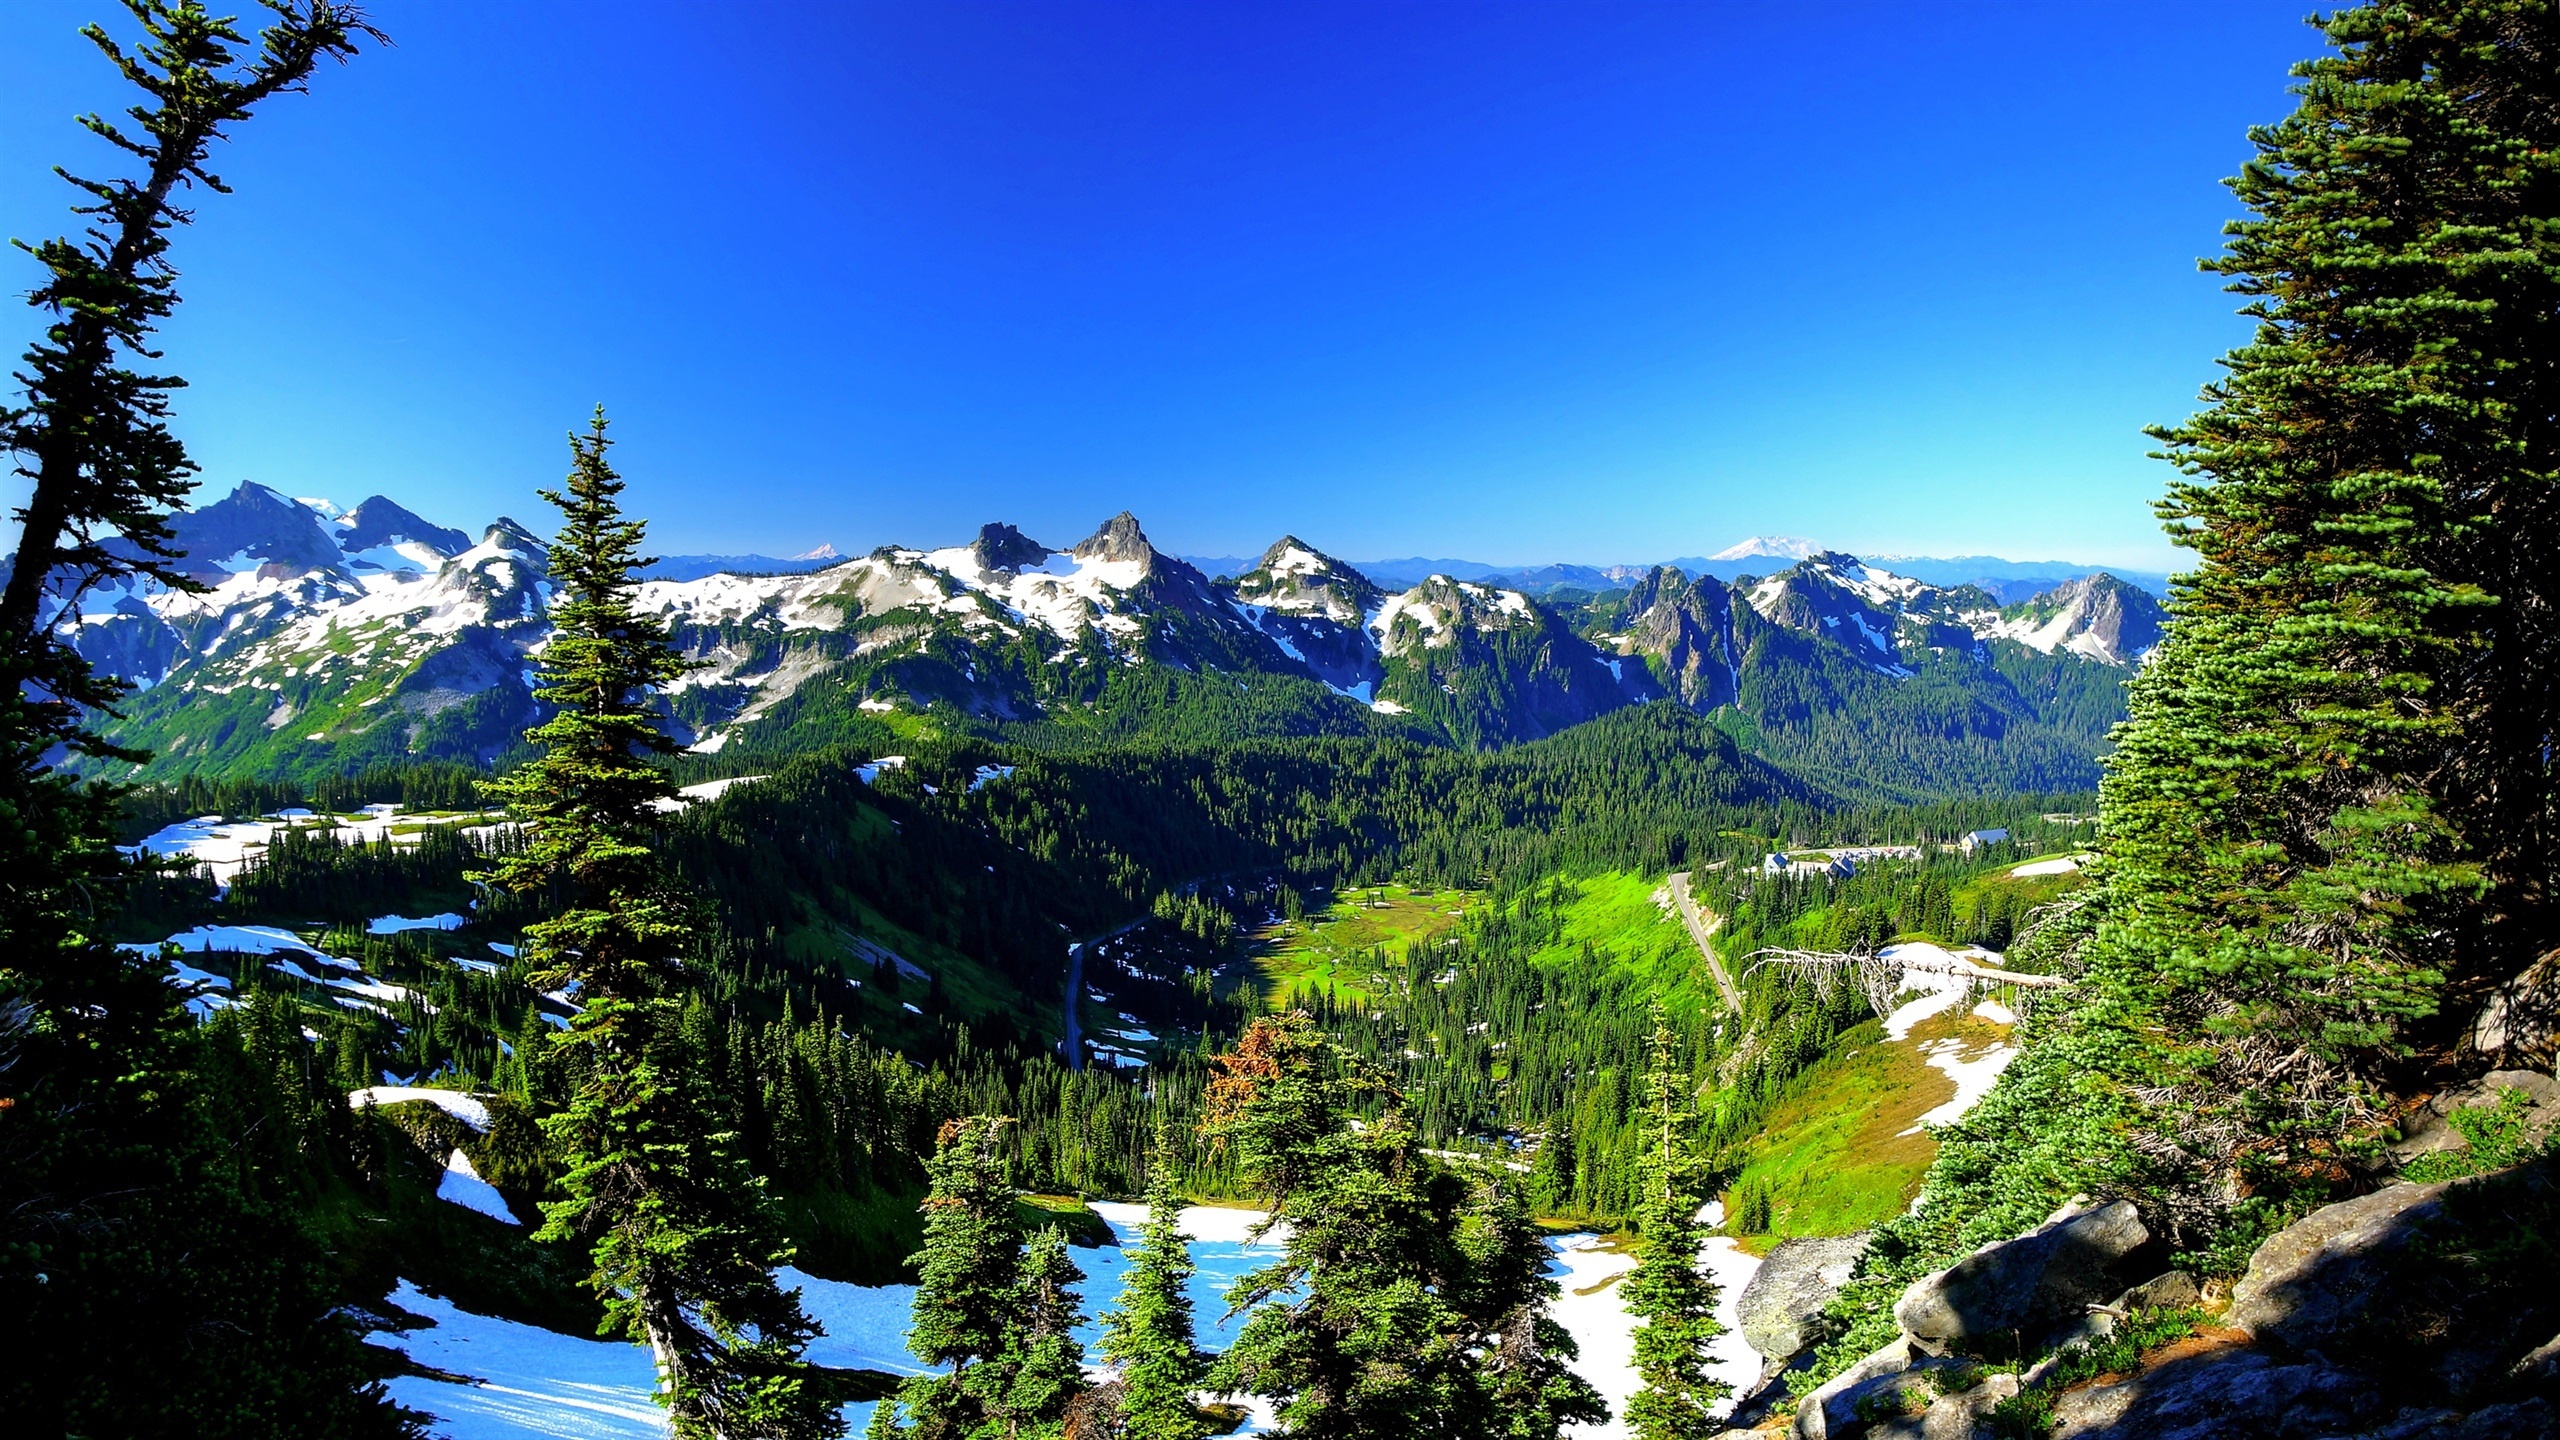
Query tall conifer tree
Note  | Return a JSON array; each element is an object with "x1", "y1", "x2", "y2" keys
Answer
[
  {"x1": 1096, "y1": 1120, "x2": 1211, "y2": 1440},
  {"x1": 485, "y1": 411, "x2": 839, "y2": 1439},
  {"x1": 1620, "y1": 1016, "x2": 1727, "y2": 1440},
  {"x1": 892, "y1": 1115, "x2": 1028, "y2": 1438},
  {"x1": 999, "y1": 1226, "x2": 1090, "y2": 1436},
  {"x1": 0, "y1": 7, "x2": 411, "y2": 1436},
  {"x1": 2084, "y1": 0, "x2": 2560, "y2": 1234}
]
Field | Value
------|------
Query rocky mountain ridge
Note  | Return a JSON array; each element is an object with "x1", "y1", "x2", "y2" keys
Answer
[{"x1": 41, "y1": 483, "x2": 2170, "y2": 787}]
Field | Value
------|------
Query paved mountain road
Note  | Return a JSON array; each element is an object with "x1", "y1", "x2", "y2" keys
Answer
[{"x1": 1667, "y1": 871, "x2": 1744, "y2": 1017}]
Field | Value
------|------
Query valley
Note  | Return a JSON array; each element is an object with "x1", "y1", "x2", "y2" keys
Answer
[{"x1": 8, "y1": 8, "x2": 2555, "y2": 1439}]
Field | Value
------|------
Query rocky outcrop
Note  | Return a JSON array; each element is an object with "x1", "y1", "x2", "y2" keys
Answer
[
  {"x1": 1893, "y1": 1199, "x2": 2154, "y2": 1356},
  {"x1": 1784, "y1": 1150, "x2": 2560, "y2": 1440},
  {"x1": 1069, "y1": 510, "x2": 1156, "y2": 565},
  {"x1": 2048, "y1": 1343, "x2": 2385, "y2": 1439},
  {"x1": 2386, "y1": 1069, "x2": 2560, "y2": 1169},
  {"x1": 1869, "y1": 1371, "x2": 2019, "y2": 1440},
  {"x1": 1740, "y1": 1231, "x2": 1874, "y2": 1365},
  {"x1": 2467, "y1": 949, "x2": 2560, "y2": 1066}
]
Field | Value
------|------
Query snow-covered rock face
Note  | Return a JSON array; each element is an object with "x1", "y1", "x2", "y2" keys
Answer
[
  {"x1": 1228, "y1": 535, "x2": 1381, "y2": 625},
  {"x1": 1368, "y1": 575, "x2": 1541, "y2": 657},
  {"x1": 1709, "y1": 535, "x2": 1823, "y2": 563},
  {"x1": 52, "y1": 480, "x2": 2167, "y2": 772},
  {"x1": 1729, "y1": 550, "x2": 2156, "y2": 678},
  {"x1": 1977, "y1": 573, "x2": 2167, "y2": 666}
]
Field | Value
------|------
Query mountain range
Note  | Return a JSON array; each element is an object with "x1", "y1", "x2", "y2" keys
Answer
[
  {"x1": 1179, "y1": 535, "x2": 2170, "y2": 602},
  {"x1": 43, "y1": 483, "x2": 2171, "y2": 799}
]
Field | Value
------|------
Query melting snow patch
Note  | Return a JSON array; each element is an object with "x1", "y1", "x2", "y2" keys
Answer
[
  {"x1": 370, "y1": 912, "x2": 467, "y2": 934},
  {"x1": 130, "y1": 923, "x2": 324, "y2": 958},
  {"x1": 1545, "y1": 1235, "x2": 1639, "y2": 1437},
  {"x1": 2009, "y1": 854, "x2": 2090, "y2": 878},
  {"x1": 376, "y1": 1280, "x2": 667, "y2": 1439},
  {"x1": 349, "y1": 1086, "x2": 492, "y2": 1131},
  {"x1": 437, "y1": 1150, "x2": 520, "y2": 1224},
  {"x1": 1901, "y1": 1036, "x2": 2020, "y2": 1136},
  {"x1": 654, "y1": 775, "x2": 767, "y2": 812}
]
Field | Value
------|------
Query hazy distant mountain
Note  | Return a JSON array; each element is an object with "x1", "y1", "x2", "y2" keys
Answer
[
  {"x1": 642, "y1": 545, "x2": 844, "y2": 582},
  {"x1": 1859, "y1": 553, "x2": 2173, "y2": 602}
]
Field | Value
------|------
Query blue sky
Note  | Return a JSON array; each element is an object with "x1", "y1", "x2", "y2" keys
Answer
[{"x1": 2, "y1": 2, "x2": 2317, "y2": 569}]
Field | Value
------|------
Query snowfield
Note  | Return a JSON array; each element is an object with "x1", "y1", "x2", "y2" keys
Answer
[
  {"x1": 379, "y1": 1186, "x2": 1807, "y2": 1440},
  {"x1": 1877, "y1": 943, "x2": 2024, "y2": 1139}
]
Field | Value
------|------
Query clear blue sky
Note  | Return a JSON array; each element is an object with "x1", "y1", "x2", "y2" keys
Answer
[{"x1": 1, "y1": 2, "x2": 2319, "y2": 569}]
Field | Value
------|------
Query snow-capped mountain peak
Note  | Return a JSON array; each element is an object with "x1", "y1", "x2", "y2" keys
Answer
[
  {"x1": 1228, "y1": 536, "x2": 1380, "y2": 625},
  {"x1": 1980, "y1": 573, "x2": 2166, "y2": 666},
  {"x1": 1709, "y1": 535, "x2": 1823, "y2": 563}
]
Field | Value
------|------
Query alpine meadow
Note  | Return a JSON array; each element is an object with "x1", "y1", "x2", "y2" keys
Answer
[{"x1": 3, "y1": 4, "x2": 2557, "y2": 1440}]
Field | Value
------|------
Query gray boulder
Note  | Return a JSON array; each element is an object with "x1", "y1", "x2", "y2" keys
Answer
[
  {"x1": 1866, "y1": 1372, "x2": 2021, "y2": 1440},
  {"x1": 2048, "y1": 1346, "x2": 2382, "y2": 1439},
  {"x1": 1740, "y1": 1231, "x2": 1875, "y2": 1363},
  {"x1": 2387, "y1": 1070, "x2": 2560, "y2": 1169},
  {"x1": 1893, "y1": 1199, "x2": 2153, "y2": 1355},
  {"x1": 1789, "y1": 1335, "x2": 1911, "y2": 1440},
  {"x1": 2022, "y1": 1272, "x2": 2203, "y2": 1389},
  {"x1": 2230, "y1": 1156, "x2": 2560, "y2": 1403},
  {"x1": 2230, "y1": 1178, "x2": 2453, "y2": 1357}
]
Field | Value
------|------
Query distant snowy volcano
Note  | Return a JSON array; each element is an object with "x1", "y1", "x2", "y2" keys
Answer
[{"x1": 1708, "y1": 536, "x2": 1823, "y2": 562}]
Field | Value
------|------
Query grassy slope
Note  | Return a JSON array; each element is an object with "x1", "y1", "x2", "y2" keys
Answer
[
  {"x1": 1520, "y1": 870, "x2": 1708, "y2": 1006},
  {"x1": 1248, "y1": 883, "x2": 1475, "y2": 1005},
  {"x1": 1719, "y1": 1010, "x2": 2017, "y2": 1253}
]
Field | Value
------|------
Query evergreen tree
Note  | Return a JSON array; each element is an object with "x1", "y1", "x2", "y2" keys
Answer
[
  {"x1": 1529, "y1": 1116, "x2": 1576, "y2": 1216},
  {"x1": 1620, "y1": 1016, "x2": 1727, "y2": 1440},
  {"x1": 2091, "y1": 0, "x2": 2560, "y2": 1236},
  {"x1": 0, "y1": 7, "x2": 411, "y2": 1436},
  {"x1": 1451, "y1": 1172, "x2": 1608, "y2": 1440},
  {"x1": 1202, "y1": 1012, "x2": 1472, "y2": 1437},
  {"x1": 484, "y1": 412, "x2": 838, "y2": 1439},
  {"x1": 895, "y1": 1115, "x2": 1026, "y2": 1439},
  {"x1": 1096, "y1": 1120, "x2": 1211, "y2": 1440},
  {"x1": 996, "y1": 1226, "x2": 1089, "y2": 1437}
]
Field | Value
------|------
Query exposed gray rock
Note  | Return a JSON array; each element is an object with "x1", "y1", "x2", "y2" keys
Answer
[
  {"x1": 2230, "y1": 1179, "x2": 2454, "y2": 1358},
  {"x1": 2020, "y1": 1270, "x2": 2208, "y2": 1387},
  {"x1": 1893, "y1": 1199, "x2": 2153, "y2": 1355},
  {"x1": 1740, "y1": 1231, "x2": 1875, "y2": 1362},
  {"x1": 1866, "y1": 1371, "x2": 2023, "y2": 1440},
  {"x1": 2468, "y1": 949, "x2": 2560, "y2": 1065},
  {"x1": 1791, "y1": 1335, "x2": 1915, "y2": 1440},
  {"x1": 2512, "y1": 1331, "x2": 2560, "y2": 1392},
  {"x1": 2117, "y1": 1270, "x2": 2200, "y2": 1312},
  {"x1": 2387, "y1": 1069, "x2": 2560, "y2": 1168},
  {"x1": 2453, "y1": 1399, "x2": 2558, "y2": 1439},
  {"x1": 2049, "y1": 1345, "x2": 2381, "y2": 1439}
]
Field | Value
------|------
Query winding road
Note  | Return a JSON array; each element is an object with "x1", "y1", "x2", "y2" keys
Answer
[
  {"x1": 1059, "y1": 913, "x2": 1154, "y2": 1070},
  {"x1": 1667, "y1": 870, "x2": 1745, "y2": 1016}
]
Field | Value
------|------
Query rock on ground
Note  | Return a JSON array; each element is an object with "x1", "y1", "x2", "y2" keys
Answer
[
  {"x1": 2386, "y1": 1069, "x2": 2560, "y2": 1169},
  {"x1": 1740, "y1": 1231, "x2": 1874, "y2": 1364},
  {"x1": 1892, "y1": 1198, "x2": 2154, "y2": 1357}
]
